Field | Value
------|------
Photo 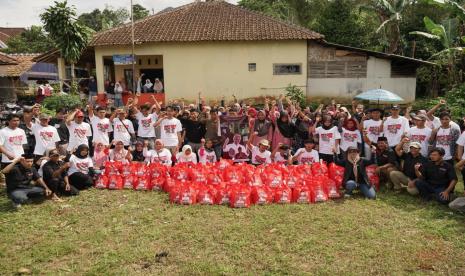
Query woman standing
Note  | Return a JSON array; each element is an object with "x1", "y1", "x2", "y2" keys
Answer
[
  {"x1": 249, "y1": 110, "x2": 272, "y2": 147},
  {"x1": 154, "y1": 78, "x2": 164, "y2": 93},
  {"x1": 313, "y1": 115, "x2": 341, "y2": 164},
  {"x1": 271, "y1": 111, "x2": 296, "y2": 152}
]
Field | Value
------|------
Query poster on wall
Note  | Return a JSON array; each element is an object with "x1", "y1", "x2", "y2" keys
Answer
[{"x1": 113, "y1": 55, "x2": 135, "y2": 65}]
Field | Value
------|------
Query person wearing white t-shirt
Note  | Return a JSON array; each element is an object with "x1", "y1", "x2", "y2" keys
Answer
[
  {"x1": 430, "y1": 112, "x2": 461, "y2": 162},
  {"x1": 155, "y1": 106, "x2": 183, "y2": 155},
  {"x1": 313, "y1": 116, "x2": 340, "y2": 164},
  {"x1": 175, "y1": 145, "x2": 197, "y2": 164},
  {"x1": 144, "y1": 139, "x2": 172, "y2": 166},
  {"x1": 131, "y1": 95, "x2": 160, "y2": 147},
  {"x1": 246, "y1": 134, "x2": 272, "y2": 165},
  {"x1": 65, "y1": 110, "x2": 92, "y2": 152},
  {"x1": 340, "y1": 118, "x2": 362, "y2": 155},
  {"x1": 112, "y1": 109, "x2": 135, "y2": 147},
  {"x1": 406, "y1": 114, "x2": 432, "y2": 157},
  {"x1": 383, "y1": 105, "x2": 410, "y2": 148},
  {"x1": 88, "y1": 105, "x2": 112, "y2": 146},
  {"x1": 0, "y1": 114, "x2": 27, "y2": 166},
  {"x1": 67, "y1": 144, "x2": 94, "y2": 190},
  {"x1": 292, "y1": 139, "x2": 320, "y2": 165},
  {"x1": 271, "y1": 143, "x2": 292, "y2": 164},
  {"x1": 361, "y1": 108, "x2": 383, "y2": 158},
  {"x1": 198, "y1": 139, "x2": 217, "y2": 164},
  {"x1": 32, "y1": 114, "x2": 60, "y2": 157}
]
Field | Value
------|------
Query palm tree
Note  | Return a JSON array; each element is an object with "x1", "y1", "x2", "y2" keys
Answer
[{"x1": 40, "y1": 1, "x2": 92, "y2": 85}]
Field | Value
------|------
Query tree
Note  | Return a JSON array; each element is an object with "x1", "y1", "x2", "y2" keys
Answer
[
  {"x1": 132, "y1": 4, "x2": 150, "y2": 21},
  {"x1": 41, "y1": 0, "x2": 92, "y2": 82},
  {"x1": 1, "y1": 26, "x2": 54, "y2": 54},
  {"x1": 77, "y1": 5, "x2": 129, "y2": 32}
]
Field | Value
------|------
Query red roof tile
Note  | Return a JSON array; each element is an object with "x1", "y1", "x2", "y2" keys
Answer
[{"x1": 0, "y1": 52, "x2": 18, "y2": 65}]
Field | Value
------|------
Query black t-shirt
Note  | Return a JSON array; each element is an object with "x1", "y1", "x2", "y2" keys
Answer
[
  {"x1": 420, "y1": 161, "x2": 457, "y2": 187},
  {"x1": 42, "y1": 160, "x2": 66, "y2": 182},
  {"x1": 181, "y1": 119, "x2": 206, "y2": 143},
  {"x1": 376, "y1": 149, "x2": 397, "y2": 167},
  {"x1": 400, "y1": 153, "x2": 428, "y2": 179},
  {"x1": 6, "y1": 164, "x2": 40, "y2": 193},
  {"x1": 49, "y1": 118, "x2": 69, "y2": 144}
]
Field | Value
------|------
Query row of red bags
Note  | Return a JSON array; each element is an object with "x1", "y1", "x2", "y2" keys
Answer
[{"x1": 94, "y1": 160, "x2": 380, "y2": 207}]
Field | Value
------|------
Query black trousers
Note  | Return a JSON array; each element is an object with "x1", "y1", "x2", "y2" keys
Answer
[
  {"x1": 46, "y1": 178, "x2": 79, "y2": 196},
  {"x1": 69, "y1": 173, "x2": 94, "y2": 190},
  {"x1": 319, "y1": 153, "x2": 334, "y2": 164}
]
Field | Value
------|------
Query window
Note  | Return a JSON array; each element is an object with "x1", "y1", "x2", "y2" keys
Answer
[
  {"x1": 248, "y1": 63, "x2": 256, "y2": 71},
  {"x1": 273, "y1": 64, "x2": 302, "y2": 75},
  {"x1": 309, "y1": 61, "x2": 367, "y2": 78}
]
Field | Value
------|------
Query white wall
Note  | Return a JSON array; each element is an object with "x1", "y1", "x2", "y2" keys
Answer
[{"x1": 307, "y1": 57, "x2": 416, "y2": 102}]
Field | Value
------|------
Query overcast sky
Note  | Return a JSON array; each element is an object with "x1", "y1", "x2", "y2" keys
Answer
[{"x1": 0, "y1": 0, "x2": 239, "y2": 27}]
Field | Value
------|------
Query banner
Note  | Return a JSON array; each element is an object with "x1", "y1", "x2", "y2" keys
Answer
[
  {"x1": 113, "y1": 55, "x2": 135, "y2": 65},
  {"x1": 219, "y1": 114, "x2": 249, "y2": 161}
]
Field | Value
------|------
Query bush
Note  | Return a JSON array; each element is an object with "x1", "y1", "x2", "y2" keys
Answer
[
  {"x1": 42, "y1": 93, "x2": 83, "y2": 112},
  {"x1": 285, "y1": 84, "x2": 306, "y2": 108},
  {"x1": 413, "y1": 83, "x2": 465, "y2": 120}
]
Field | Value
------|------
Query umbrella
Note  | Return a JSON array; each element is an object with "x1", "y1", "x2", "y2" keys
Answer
[{"x1": 354, "y1": 89, "x2": 404, "y2": 104}]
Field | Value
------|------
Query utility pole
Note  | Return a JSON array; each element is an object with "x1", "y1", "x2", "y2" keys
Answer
[{"x1": 131, "y1": 0, "x2": 136, "y2": 93}]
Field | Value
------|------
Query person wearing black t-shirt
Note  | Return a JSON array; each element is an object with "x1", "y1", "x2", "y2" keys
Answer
[
  {"x1": 180, "y1": 110, "x2": 206, "y2": 155},
  {"x1": 2, "y1": 154, "x2": 52, "y2": 208},
  {"x1": 49, "y1": 108, "x2": 70, "y2": 155},
  {"x1": 42, "y1": 149, "x2": 79, "y2": 196},
  {"x1": 374, "y1": 137, "x2": 398, "y2": 189},
  {"x1": 414, "y1": 147, "x2": 457, "y2": 204}
]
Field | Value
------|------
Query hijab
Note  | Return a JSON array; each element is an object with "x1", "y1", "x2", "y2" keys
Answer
[
  {"x1": 347, "y1": 150, "x2": 361, "y2": 182},
  {"x1": 343, "y1": 118, "x2": 358, "y2": 131},
  {"x1": 132, "y1": 141, "x2": 145, "y2": 162},
  {"x1": 154, "y1": 78, "x2": 163, "y2": 91},
  {"x1": 144, "y1": 79, "x2": 153, "y2": 88},
  {"x1": 93, "y1": 143, "x2": 108, "y2": 167},
  {"x1": 253, "y1": 110, "x2": 271, "y2": 137},
  {"x1": 277, "y1": 112, "x2": 296, "y2": 138},
  {"x1": 75, "y1": 144, "x2": 89, "y2": 159}
]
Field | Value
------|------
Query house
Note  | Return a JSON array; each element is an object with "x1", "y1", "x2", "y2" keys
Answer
[
  {"x1": 0, "y1": 27, "x2": 25, "y2": 48},
  {"x1": 83, "y1": 0, "x2": 432, "y2": 103}
]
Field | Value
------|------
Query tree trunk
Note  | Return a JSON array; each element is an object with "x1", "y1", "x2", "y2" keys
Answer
[{"x1": 70, "y1": 63, "x2": 76, "y2": 81}]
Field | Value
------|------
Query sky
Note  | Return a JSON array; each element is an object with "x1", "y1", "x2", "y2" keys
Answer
[{"x1": 0, "y1": 0, "x2": 239, "y2": 27}]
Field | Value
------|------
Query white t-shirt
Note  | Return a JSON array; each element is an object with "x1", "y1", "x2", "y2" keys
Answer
[
  {"x1": 67, "y1": 121, "x2": 92, "y2": 151},
  {"x1": 113, "y1": 119, "x2": 135, "y2": 146},
  {"x1": 38, "y1": 159, "x2": 48, "y2": 178},
  {"x1": 383, "y1": 116, "x2": 410, "y2": 147},
  {"x1": 175, "y1": 152, "x2": 197, "y2": 163},
  {"x1": 224, "y1": 143, "x2": 248, "y2": 160},
  {"x1": 435, "y1": 127, "x2": 453, "y2": 160},
  {"x1": 198, "y1": 148, "x2": 217, "y2": 164},
  {"x1": 90, "y1": 116, "x2": 112, "y2": 145},
  {"x1": 32, "y1": 124, "x2": 60, "y2": 155},
  {"x1": 146, "y1": 148, "x2": 172, "y2": 166},
  {"x1": 363, "y1": 119, "x2": 383, "y2": 143},
  {"x1": 67, "y1": 155, "x2": 93, "y2": 175},
  {"x1": 136, "y1": 112, "x2": 158, "y2": 138},
  {"x1": 406, "y1": 127, "x2": 432, "y2": 157},
  {"x1": 0, "y1": 127, "x2": 27, "y2": 163},
  {"x1": 427, "y1": 116, "x2": 440, "y2": 129},
  {"x1": 273, "y1": 152, "x2": 288, "y2": 164},
  {"x1": 294, "y1": 148, "x2": 319, "y2": 164},
  {"x1": 457, "y1": 132, "x2": 465, "y2": 160},
  {"x1": 340, "y1": 128, "x2": 362, "y2": 151},
  {"x1": 160, "y1": 118, "x2": 182, "y2": 147},
  {"x1": 250, "y1": 146, "x2": 272, "y2": 165},
  {"x1": 315, "y1": 126, "x2": 341, "y2": 155}
]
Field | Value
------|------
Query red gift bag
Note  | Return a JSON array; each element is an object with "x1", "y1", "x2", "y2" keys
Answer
[
  {"x1": 123, "y1": 175, "x2": 135, "y2": 189},
  {"x1": 251, "y1": 186, "x2": 273, "y2": 205},
  {"x1": 229, "y1": 185, "x2": 251, "y2": 208},
  {"x1": 133, "y1": 162, "x2": 148, "y2": 178},
  {"x1": 179, "y1": 185, "x2": 197, "y2": 205},
  {"x1": 328, "y1": 163, "x2": 345, "y2": 188},
  {"x1": 311, "y1": 185, "x2": 328, "y2": 203},
  {"x1": 95, "y1": 175, "x2": 108, "y2": 189},
  {"x1": 108, "y1": 175, "x2": 123, "y2": 190},
  {"x1": 311, "y1": 162, "x2": 328, "y2": 177},
  {"x1": 215, "y1": 185, "x2": 231, "y2": 205},
  {"x1": 133, "y1": 176, "x2": 152, "y2": 191},
  {"x1": 223, "y1": 166, "x2": 243, "y2": 184},
  {"x1": 366, "y1": 165, "x2": 380, "y2": 191},
  {"x1": 325, "y1": 179, "x2": 341, "y2": 199},
  {"x1": 292, "y1": 185, "x2": 312, "y2": 204},
  {"x1": 151, "y1": 177, "x2": 165, "y2": 191},
  {"x1": 273, "y1": 185, "x2": 292, "y2": 204},
  {"x1": 197, "y1": 186, "x2": 215, "y2": 205},
  {"x1": 104, "y1": 161, "x2": 122, "y2": 175}
]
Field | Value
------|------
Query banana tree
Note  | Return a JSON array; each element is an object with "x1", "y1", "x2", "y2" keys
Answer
[
  {"x1": 410, "y1": 16, "x2": 465, "y2": 85},
  {"x1": 40, "y1": 1, "x2": 92, "y2": 86}
]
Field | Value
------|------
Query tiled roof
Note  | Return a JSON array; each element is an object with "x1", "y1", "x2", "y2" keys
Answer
[
  {"x1": 0, "y1": 52, "x2": 18, "y2": 65},
  {"x1": 0, "y1": 27, "x2": 25, "y2": 37},
  {"x1": 0, "y1": 54, "x2": 38, "y2": 77},
  {"x1": 90, "y1": 0, "x2": 323, "y2": 46}
]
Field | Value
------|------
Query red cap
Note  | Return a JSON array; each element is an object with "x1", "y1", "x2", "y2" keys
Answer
[{"x1": 76, "y1": 111, "x2": 84, "y2": 117}]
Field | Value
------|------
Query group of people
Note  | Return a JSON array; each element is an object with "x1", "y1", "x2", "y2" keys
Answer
[{"x1": 1, "y1": 93, "x2": 465, "y2": 213}]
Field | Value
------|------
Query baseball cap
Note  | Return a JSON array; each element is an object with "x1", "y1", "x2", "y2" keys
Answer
[
  {"x1": 39, "y1": 114, "x2": 50, "y2": 120},
  {"x1": 409, "y1": 142, "x2": 421, "y2": 149},
  {"x1": 76, "y1": 111, "x2": 84, "y2": 117},
  {"x1": 391, "y1": 105, "x2": 400, "y2": 110},
  {"x1": 413, "y1": 114, "x2": 428, "y2": 121}
]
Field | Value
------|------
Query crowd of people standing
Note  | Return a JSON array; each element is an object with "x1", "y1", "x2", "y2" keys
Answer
[{"x1": 1, "y1": 92, "x2": 465, "y2": 213}]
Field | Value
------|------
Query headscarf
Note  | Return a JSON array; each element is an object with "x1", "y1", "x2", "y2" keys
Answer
[
  {"x1": 182, "y1": 145, "x2": 192, "y2": 155},
  {"x1": 346, "y1": 148, "x2": 361, "y2": 183},
  {"x1": 144, "y1": 79, "x2": 153, "y2": 88},
  {"x1": 277, "y1": 111, "x2": 296, "y2": 138},
  {"x1": 75, "y1": 144, "x2": 89, "y2": 159},
  {"x1": 253, "y1": 110, "x2": 271, "y2": 137},
  {"x1": 154, "y1": 78, "x2": 163, "y2": 92},
  {"x1": 132, "y1": 141, "x2": 145, "y2": 162},
  {"x1": 343, "y1": 118, "x2": 358, "y2": 131}
]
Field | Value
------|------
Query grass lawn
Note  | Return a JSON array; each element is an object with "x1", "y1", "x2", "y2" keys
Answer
[{"x1": 1, "y1": 183, "x2": 465, "y2": 275}]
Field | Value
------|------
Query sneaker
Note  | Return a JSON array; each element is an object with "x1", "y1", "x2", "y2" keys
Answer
[
  {"x1": 344, "y1": 193, "x2": 352, "y2": 199},
  {"x1": 12, "y1": 203, "x2": 22, "y2": 209}
]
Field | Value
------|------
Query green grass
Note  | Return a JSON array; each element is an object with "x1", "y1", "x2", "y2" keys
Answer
[{"x1": 1, "y1": 184, "x2": 465, "y2": 275}]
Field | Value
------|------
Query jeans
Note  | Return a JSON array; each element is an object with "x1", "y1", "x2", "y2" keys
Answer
[
  {"x1": 8, "y1": 186, "x2": 45, "y2": 204},
  {"x1": 415, "y1": 179, "x2": 449, "y2": 204},
  {"x1": 345, "y1": 180, "x2": 376, "y2": 199},
  {"x1": 213, "y1": 143, "x2": 222, "y2": 160},
  {"x1": 114, "y1": 96, "x2": 123, "y2": 107}
]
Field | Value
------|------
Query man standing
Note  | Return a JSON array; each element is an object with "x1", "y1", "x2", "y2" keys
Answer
[
  {"x1": 406, "y1": 114, "x2": 432, "y2": 157},
  {"x1": 414, "y1": 148, "x2": 457, "y2": 204},
  {"x1": 2, "y1": 155, "x2": 52, "y2": 208},
  {"x1": 88, "y1": 76, "x2": 98, "y2": 103},
  {"x1": 0, "y1": 114, "x2": 27, "y2": 168},
  {"x1": 391, "y1": 138, "x2": 428, "y2": 193},
  {"x1": 361, "y1": 108, "x2": 383, "y2": 157},
  {"x1": 49, "y1": 108, "x2": 69, "y2": 155},
  {"x1": 66, "y1": 109, "x2": 92, "y2": 153},
  {"x1": 202, "y1": 109, "x2": 223, "y2": 160},
  {"x1": 112, "y1": 109, "x2": 136, "y2": 148},
  {"x1": 156, "y1": 106, "x2": 183, "y2": 156},
  {"x1": 32, "y1": 114, "x2": 61, "y2": 158},
  {"x1": 88, "y1": 105, "x2": 112, "y2": 146},
  {"x1": 383, "y1": 105, "x2": 410, "y2": 149},
  {"x1": 180, "y1": 110, "x2": 206, "y2": 155}
]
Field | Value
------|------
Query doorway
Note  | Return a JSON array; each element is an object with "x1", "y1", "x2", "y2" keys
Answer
[{"x1": 140, "y1": 69, "x2": 164, "y2": 93}]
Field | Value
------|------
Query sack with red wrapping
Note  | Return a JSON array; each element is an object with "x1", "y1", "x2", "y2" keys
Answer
[
  {"x1": 206, "y1": 171, "x2": 223, "y2": 186},
  {"x1": 311, "y1": 184, "x2": 328, "y2": 203},
  {"x1": 95, "y1": 175, "x2": 108, "y2": 189},
  {"x1": 170, "y1": 165, "x2": 190, "y2": 182},
  {"x1": 229, "y1": 185, "x2": 251, "y2": 208},
  {"x1": 223, "y1": 166, "x2": 243, "y2": 184},
  {"x1": 151, "y1": 176, "x2": 165, "y2": 191},
  {"x1": 251, "y1": 186, "x2": 273, "y2": 205},
  {"x1": 133, "y1": 176, "x2": 152, "y2": 191},
  {"x1": 178, "y1": 185, "x2": 197, "y2": 205},
  {"x1": 217, "y1": 159, "x2": 233, "y2": 170},
  {"x1": 123, "y1": 175, "x2": 135, "y2": 189},
  {"x1": 325, "y1": 178, "x2": 341, "y2": 199},
  {"x1": 163, "y1": 177, "x2": 177, "y2": 193},
  {"x1": 328, "y1": 163, "x2": 345, "y2": 189},
  {"x1": 132, "y1": 162, "x2": 148, "y2": 178},
  {"x1": 149, "y1": 162, "x2": 167, "y2": 179},
  {"x1": 188, "y1": 164, "x2": 208, "y2": 184},
  {"x1": 311, "y1": 161, "x2": 328, "y2": 177},
  {"x1": 284, "y1": 166, "x2": 304, "y2": 188},
  {"x1": 215, "y1": 184, "x2": 231, "y2": 205},
  {"x1": 261, "y1": 167, "x2": 283, "y2": 188},
  {"x1": 365, "y1": 165, "x2": 380, "y2": 191},
  {"x1": 240, "y1": 164, "x2": 256, "y2": 185},
  {"x1": 169, "y1": 184, "x2": 181, "y2": 204},
  {"x1": 121, "y1": 163, "x2": 133, "y2": 177},
  {"x1": 104, "y1": 161, "x2": 122, "y2": 175},
  {"x1": 108, "y1": 175, "x2": 123, "y2": 190},
  {"x1": 292, "y1": 185, "x2": 312, "y2": 203},
  {"x1": 273, "y1": 185, "x2": 292, "y2": 204},
  {"x1": 197, "y1": 186, "x2": 215, "y2": 205}
]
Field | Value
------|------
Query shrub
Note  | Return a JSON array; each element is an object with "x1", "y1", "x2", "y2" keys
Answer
[
  {"x1": 42, "y1": 93, "x2": 83, "y2": 112},
  {"x1": 413, "y1": 83, "x2": 465, "y2": 120},
  {"x1": 285, "y1": 84, "x2": 306, "y2": 108}
]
